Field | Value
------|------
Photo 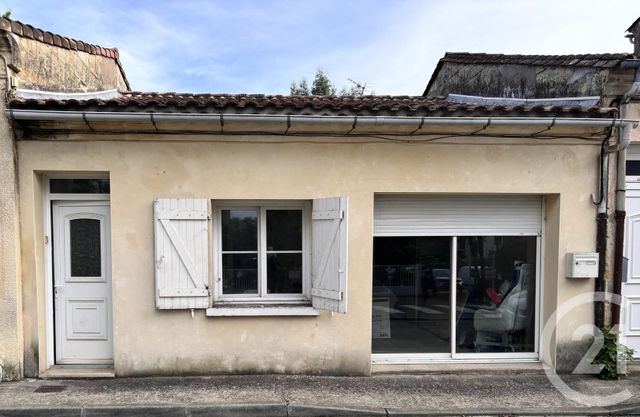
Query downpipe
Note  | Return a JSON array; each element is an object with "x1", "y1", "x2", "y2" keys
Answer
[{"x1": 611, "y1": 61, "x2": 640, "y2": 326}]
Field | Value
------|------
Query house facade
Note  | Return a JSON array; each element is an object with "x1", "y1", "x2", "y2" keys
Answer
[
  {"x1": 5, "y1": 91, "x2": 634, "y2": 377},
  {"x1": 1, "y1": 18, "x2": 638, "y2": 379}
]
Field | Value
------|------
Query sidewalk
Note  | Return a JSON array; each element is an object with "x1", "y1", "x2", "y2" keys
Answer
[{"x1": 1, "y1": 371, "x2": 640, "y2": 416}]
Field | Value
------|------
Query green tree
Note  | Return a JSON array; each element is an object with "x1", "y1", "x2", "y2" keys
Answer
[
  {"x1": 310, "y1": 69, "x2": 336, "y2": 96},
  {"x1": 290, "y1": 78, "x2": 309, "y2": 95},
  {"x1": 290, "y1": 69, "x2": 368, "y2": 96}
]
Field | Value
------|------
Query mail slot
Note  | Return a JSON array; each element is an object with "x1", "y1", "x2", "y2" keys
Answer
[{"x1": 566, "y1": 252, "x2": 599, "y2": 278}]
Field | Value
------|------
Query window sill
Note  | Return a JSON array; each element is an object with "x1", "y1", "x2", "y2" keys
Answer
[{"x1": 205, "y1": 305, "x2": 319, "y2": 317}]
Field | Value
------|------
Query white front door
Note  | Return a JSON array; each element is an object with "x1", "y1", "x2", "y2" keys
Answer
[
  {"x1": 622, "y1": 189, "x2": 640, "y2": 356},
  {"x1": 52, "y1": 201, "x2": 113, "y2": 364}
]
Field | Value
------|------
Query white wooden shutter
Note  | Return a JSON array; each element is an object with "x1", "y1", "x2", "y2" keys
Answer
[
  {"x1": 311, "y1": 197, "x2": 348, "y2": 313},
  {"x1": 374, "y1": 194, "x2": 542, "y2": 236},
  {"x1": 154, "y1": 198, "x2": 210, "y2": 309}
]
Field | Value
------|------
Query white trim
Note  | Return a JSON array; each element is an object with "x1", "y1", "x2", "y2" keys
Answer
[
  {"x1": 43, "y1": 174, "x2": 110, "y2": 369},
  {"x1": 213, "y1": 200, "x2": 311, "y2": 304},
  {"x1": 371, "y1": 195, "x2": 544, "y2": 363},
  {"x1": 371, "y1": 353, "x2": 539, "y2": 365},
  {"x1": 206, "y1": 306, "x2": 319, "y2": 317},
  {"x1": 15, "y1": 88, "x2": 120, "y2": 100},
  {"x1": 450, "y1": 236, "x2": 457, "y2": 356}
]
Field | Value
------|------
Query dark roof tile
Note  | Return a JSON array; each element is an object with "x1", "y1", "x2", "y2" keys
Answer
[
  {"x1": 33, "y1": 28, "x2": 43, "y2": 42},
  {"x1": 441, "y1": 52, "x2": 632, "y2": 68}
]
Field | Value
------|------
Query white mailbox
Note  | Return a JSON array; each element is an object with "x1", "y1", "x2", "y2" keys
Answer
[{"x1": 566, "y1": 252, "x2": 599, "y2": 278}]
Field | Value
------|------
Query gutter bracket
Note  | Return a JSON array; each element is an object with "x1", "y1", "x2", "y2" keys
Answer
[
  {"x1": 81, "y1": 112, "x2": 94, "y2": 132},
  {"x1": 410, "y1": 117, "x2": 425, "y2": 135},
  {"x1": 531, "y1": 117, "x2": 556, "y2": 137},
  {"x1": 149, "y1": 112, "x2": 159, "y2": 132},
  {"x1": 467, "y1": 118, "x2": 492, "y2": 135},
  {"x1": 346, "y1": 116, "x2": 358, "y2": 135}
]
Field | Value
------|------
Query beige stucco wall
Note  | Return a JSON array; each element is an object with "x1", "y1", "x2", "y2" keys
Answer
[
  {"x1": 17, "y1": 136, "x2": 600, "y2": 376},
  {"x1": 11, "y1": 34, "x2": 128, "y2": 92},
  {"x1": 0, "y1": 73, "x2": 22, "y2": 381}
]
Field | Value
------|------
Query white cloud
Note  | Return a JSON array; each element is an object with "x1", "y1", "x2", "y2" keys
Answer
[{"x1": 2, "y1": 0, "x2": 639, "y2": 94}]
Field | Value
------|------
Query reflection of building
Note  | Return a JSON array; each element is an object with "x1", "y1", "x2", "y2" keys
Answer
[{"x1": 1, "y1": 16, "x2": 639, "y2": 379}]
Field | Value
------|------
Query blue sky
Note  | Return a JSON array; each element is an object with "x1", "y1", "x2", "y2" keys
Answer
[{"x1": 2, "y1": 0, "x2": 639, "y2": 95}]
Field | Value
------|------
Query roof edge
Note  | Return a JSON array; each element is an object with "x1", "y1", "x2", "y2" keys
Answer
[{"x1": 0, "y1": 17, "x2": 120, "y2": 60}]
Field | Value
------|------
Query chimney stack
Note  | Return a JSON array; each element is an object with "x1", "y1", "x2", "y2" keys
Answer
[{"x1": 626, "y1": 18, "x2": 640, "y2": 57}]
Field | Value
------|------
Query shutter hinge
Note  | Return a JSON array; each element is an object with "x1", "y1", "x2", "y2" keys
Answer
[{"x1": 44, "y1": 235, "x2": 49, "y2": 245}]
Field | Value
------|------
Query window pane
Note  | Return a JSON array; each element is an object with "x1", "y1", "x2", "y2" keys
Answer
[
  {"x1": 222, "y1": 253, "x2": 258, "y2": 294},
  {"x1": 69, "y1": 218, "x2": 101, "y2": 277},
  {"x1": 50, "y1": 179, "x2": 110, "y2": 193},
  {"x1": 221, "y1": 210, "x2": 257, "y2": 251},
  {"x1": 627, "y1": 160, "x2": 640, "y2": 176},
  {"x1": 267, "y1": 253, "x2": 302, "y2": 293},
  {"x1": 266, "y1": 210, "x2": 302, "y2": 251},
  {"x1": 372, "y1": 236, "x2": 451, "y2": 354},
  {"x1": 456, "y1": 236, "x2": 537, "y2": 353}
]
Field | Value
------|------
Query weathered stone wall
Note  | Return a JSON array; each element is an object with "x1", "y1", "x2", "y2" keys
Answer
[
  {"x1": 427, "y1": 62, "x2": 613, "y2": 100},
  {"x1": 0, "y1": 35, "x2": 22, "y2": 381},
  {"x1": 10, "y1": 34, "x2": 128, "y2": 92}
]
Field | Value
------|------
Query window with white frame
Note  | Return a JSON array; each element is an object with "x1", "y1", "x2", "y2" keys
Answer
[
  {"x1": 215, "y1": 201, "x2": 311, "y2": 302},
  {"x1": 153, "y1": 197, "x2": 348, "y2": 314}
]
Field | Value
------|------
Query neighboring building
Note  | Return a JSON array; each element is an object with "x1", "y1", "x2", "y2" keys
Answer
[
  {"x1": 0, "y1": 17, "x2": 128, "y2": 381},
  {"x1": 1, "y1": 17, "x2": 638, "y2": 380},
  {"x1": 424, "y1": 52, "x2": 634, "y2": 103},
  {"x1": 423, "y1": 20, "x2": 640, "y2": 360}
]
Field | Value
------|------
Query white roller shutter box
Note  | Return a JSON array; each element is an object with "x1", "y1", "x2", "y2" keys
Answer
[
  {"x1": 374, "y1": 194, "x2": 542, "y2": 236},
  {"x1": 154, "y1": 198, "x2": 210, "y2": 309},
  {"x1": 311, "y1": 197, "x2": 348, "y2": 313}
]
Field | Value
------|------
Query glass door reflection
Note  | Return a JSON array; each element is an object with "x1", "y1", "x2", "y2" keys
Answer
[
  {"x1": 372, "y1": 237, "x2": 451, "y2": 354},
  {"x1": 372, "y1": 235, "x2": 538, "y2": 357}
]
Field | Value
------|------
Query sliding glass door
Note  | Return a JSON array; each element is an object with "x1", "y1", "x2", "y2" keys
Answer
[
  {"x1": 372, "y1": 237, "x2": 451, "y2": 354},
  {"x1": 372, "y1": 235, "x2": 539, "y2": 359}
]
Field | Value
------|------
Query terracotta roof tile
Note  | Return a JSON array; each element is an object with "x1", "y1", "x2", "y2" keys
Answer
[
  {"x1": 0, "y1": 16, "x2": 120, "y2": 60},
  {"x1": 8, "y1": 92, "x2": 616, "y2": 118}
]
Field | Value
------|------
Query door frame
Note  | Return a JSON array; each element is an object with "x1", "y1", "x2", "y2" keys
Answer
[
  {"x1": 370, "y1": 196, "x2": 545, "y2": 364},
  {"x1": 43, "y1": 174, "x2": 111, "y2": 368}
]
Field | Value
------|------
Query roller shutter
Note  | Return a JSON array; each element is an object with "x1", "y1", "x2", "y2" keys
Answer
[{"x1": 374, "y1": 194, "x2": 542, "y2": 236}]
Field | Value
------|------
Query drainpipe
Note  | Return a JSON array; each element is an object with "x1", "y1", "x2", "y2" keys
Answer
[
  {"x1": 594, "y1": 134, "x2": 610, "y2": 328},
  {"x1": 612, "y1": 60, "x2": 640, "y2": 327}
]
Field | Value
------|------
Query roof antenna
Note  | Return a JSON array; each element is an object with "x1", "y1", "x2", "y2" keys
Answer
[{"x1": 347, "y1": 78, "x2": 367, "y2": 95}]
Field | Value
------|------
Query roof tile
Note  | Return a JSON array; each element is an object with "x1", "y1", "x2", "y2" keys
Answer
[
  {"x1": 0, "y1": 17, "x2": 10, "y2": 32},
  {"x1": 33, "y1": 28, "x2": 43, "y2": 42},
  {"x1": 22, "y1": 25, "x2": 33, "y2": 39},
  {"x1": 441, "y1": 52, "x2": 632, "y2": 68},
  {"x1": 8, "y1": 92, "x2": 615, "y2": 118},
  {"x1": 0, "y1": 17, "x2": 120, "y2": 60}
]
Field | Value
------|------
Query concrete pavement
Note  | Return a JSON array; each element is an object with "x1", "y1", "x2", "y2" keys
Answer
[{"x1": 0, "y1": 371, "x2": 640, "y2": 416}]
